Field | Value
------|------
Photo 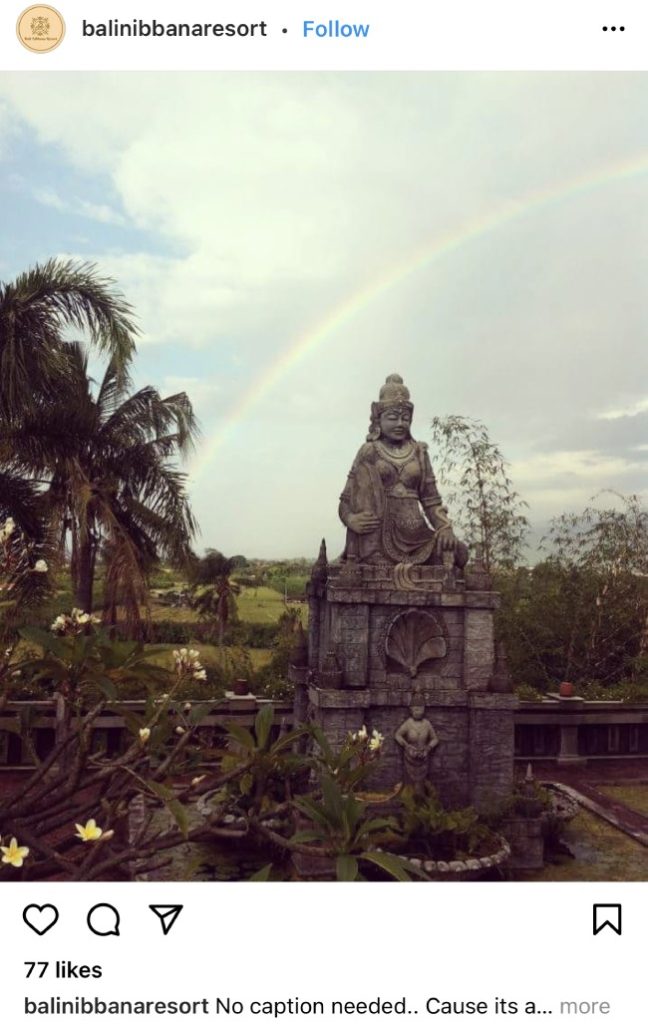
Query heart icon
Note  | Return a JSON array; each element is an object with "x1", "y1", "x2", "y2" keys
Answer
[{"x1": 23, "y1": 904, "x2": 59, "y2": 936}]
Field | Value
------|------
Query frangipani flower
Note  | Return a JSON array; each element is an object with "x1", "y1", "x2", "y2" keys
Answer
[
  {"x1": 50, "y1": 609, "x2": 100, "y2": 636},
  {"x1": 1, "y1": 837, "x2": 29, "y2": 867},
  {"x1": 75, "y1": 819, "x2": 103, "y2": 842},
  {"x1": 33, "y1": 559, "x2": 48, "y2": 573},
  {"x1": 1, "y1": 518, "x2": 15, "y2": 539},
  {"x1": 369, "y1": 729, "x2": 384, "y2": 752},
  {"x1": 139, "y1": 727, "x2": 151, "y2": 743},
  {"x1": 173, "y1": 647, "x2": 207, "y2": 681}
]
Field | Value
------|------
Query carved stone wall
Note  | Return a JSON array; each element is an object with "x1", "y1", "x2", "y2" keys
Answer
[{"x1": 296, "y1": 560, "x2": 517, "y2": 812}]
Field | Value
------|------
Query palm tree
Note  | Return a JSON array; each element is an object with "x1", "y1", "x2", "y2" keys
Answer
[
  {"x1": 5, "y1": 344, "x2": 198, "y2": 631},
  {"x1": 189, "y1": 550, "x2": 240, "y2": 645},
  {"x1": 0, "y1": 260, "x2": 138, "y2": 539},
  {"x1": 0, "y1": 259, "x2": 137, "y2": 422}
]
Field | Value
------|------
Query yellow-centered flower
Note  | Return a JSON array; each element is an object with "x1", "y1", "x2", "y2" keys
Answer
[
  {"x1": 1, "y1": 837, "x2": 29, "y2": 867},
  {"x1": 75, "y1": 819, "x2": 103, "y2": 842}
]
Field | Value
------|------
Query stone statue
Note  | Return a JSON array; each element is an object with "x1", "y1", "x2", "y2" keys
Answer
[
  {"x1": 339, "y1": 374, "x2": 468, "y2": 567},
  {"x1": 395, "y1": 702, "x2": 439, "y2": 791}
]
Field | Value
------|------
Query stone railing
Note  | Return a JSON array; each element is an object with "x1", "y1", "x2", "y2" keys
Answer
[
  {"x1": 0, "y1": 697, "x2": 293, "y2": 770},
  {"x1": 515, "y1": 695, "x2": 648, "y2": 764},
  {"x1": 0, "y1": 694, "x2": 647, "y2": 769}
]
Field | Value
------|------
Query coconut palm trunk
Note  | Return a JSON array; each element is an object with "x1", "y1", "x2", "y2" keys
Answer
[{"x1": 75, "y1": 532, "x2": 97, "y2": 613}]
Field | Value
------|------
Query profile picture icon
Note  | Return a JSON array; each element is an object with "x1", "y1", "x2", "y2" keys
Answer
[{"x1": 16, "y1": 5, "x2": 65, "y2": 53}]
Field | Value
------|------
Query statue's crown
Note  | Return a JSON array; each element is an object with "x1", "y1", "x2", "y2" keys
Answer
[{"x1": 378, "y1": 373, "x2": 410, "y2": 406}]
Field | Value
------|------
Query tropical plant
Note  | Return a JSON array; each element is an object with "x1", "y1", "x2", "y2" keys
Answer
[
  {"x1": 0, "y1": 259, "x2": 136, "y2": 422},
  {"x1": 189, "y1": 549, "x2": 240, "y2": 644},
  {"x1": 221, "y1": 704, "x2": 307, "y2": 813},
  {"x1": 0, "y1": 608, "x2": 267, "y2": 881},
  {"x1": 0, "y1": 260, "x2": 139, "y2": 550},
  {"x1": 430, "y1": 415, "x2": 529, "y2": 573},
  {"x1": 292, "y1": 774, "x2": 409, "y2": 881},
  {"x1": 4, "y1": 344, "x2": 197, "y2": 632},
  {"x1": 396, "y1": 783, "x2": 494, "y2": 860}
]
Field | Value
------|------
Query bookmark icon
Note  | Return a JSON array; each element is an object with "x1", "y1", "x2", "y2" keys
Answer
[{"x1": 593, "y1": 904, "x2": 622, "y2": 936}]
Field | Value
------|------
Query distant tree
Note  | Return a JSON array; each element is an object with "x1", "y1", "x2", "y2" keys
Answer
[
  {"x1": 497, "y1": 493, "x2": 648, "y2": 689},
  {"x1": 430, "y1": 415, "x2": 529, "y2": 572},
  {"x1": 230, "y1": 555, "x2": 249, "y2": 569},
  {"x1": 189, "y1": 549, "x2": 240, "y2": 645}
]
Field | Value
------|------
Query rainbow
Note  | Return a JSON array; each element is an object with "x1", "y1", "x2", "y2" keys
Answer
[{"x1": 188, "y1": 151, "x2": 648, "y2": 483}]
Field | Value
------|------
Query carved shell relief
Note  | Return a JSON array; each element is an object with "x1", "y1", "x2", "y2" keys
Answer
[{"x1": 385, "y1": 610, "x2": 447, "y2": 678}]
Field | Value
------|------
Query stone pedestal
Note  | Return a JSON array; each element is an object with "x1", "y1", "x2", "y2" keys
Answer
[
  {"x1": 549, "y1": 695, "x2": 588, "y2": 766},
  {"x1": 295, "y1": 556, "x2": 517, "y2": 812}
]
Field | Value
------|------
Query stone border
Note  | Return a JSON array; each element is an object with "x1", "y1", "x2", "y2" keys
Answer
[{"x1": 385, "y1": 835, "x2": 511, "y2": 879}]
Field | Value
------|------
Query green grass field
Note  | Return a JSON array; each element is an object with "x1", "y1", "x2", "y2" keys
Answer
[
  {"x1": 236, "y1": 586, "x2": 307, "y2": 625},
  {"x1": 599, "y1": 785, "x2": 648, "y2": 816},
  {"x1": 145, "y1": 643, "x2": 272, "y2": 672}
]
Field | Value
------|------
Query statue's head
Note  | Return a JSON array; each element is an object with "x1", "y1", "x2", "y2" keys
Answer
[
  {"x1": 367, "y1": 374, "x2": 414, "y2": 442},
  {"x1": 411, "y1": 705, "x2": 425, "y2": 720}
]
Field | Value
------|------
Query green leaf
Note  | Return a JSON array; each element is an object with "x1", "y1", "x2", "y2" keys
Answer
[
  {"x1": 168, "y1": 799, "x2": 189, "y2": 838},
  {"x1": 320, "y1": 773, "x2": 344, "y2": 822},
  {"x1": 291, "y1": 830, "x2": 323, "y2": 845},
  {"x1": 19, "y1": 626, "x2": 58, "y2": 648},
  {"x1": 250, "y1": 864, "x2": 272, "y2": 881},
  {"x1": 189, "y1": 703, "x2": 212, "y2": 725},
  {"x1": 293, "y1": 796, "x2": 331, "y2": 831},
  {"x1": 254, "y1": 704, "x2": 274, "y2": 750},
  {"x1": 310, "y1": 725, "x2": 333, "y2": 760},
  {"x1": 224, "y1": 723, "x2": 255, "y2": 750},
  {"x1": 146, "y1": 780, "x2": 175, "y2": 801},
  {"x1": 97, "y1": 677, "x2": 117, "y2": 701},
  {"x1": 336, "y1": 854, "x2": 359, "y2": 881},
  {"x1": 360, "y1": 851, "x2": 416, "y2": 881},
  {"x1": 270, "y1": 725, "x2": 308, "y2": 754}
]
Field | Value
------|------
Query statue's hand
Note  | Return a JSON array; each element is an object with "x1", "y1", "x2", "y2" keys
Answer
[
  {"x1": 436, "y1": 529, "x2": 457, "y2": 553},
  {"x1": 428, "y1": 505, "x2": 458, "y2": 551},
  {"x1": 347, "y1": 511, "x2": 381, "y2": 535}
]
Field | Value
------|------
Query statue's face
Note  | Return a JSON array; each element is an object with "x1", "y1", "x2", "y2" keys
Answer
[
  {"x1": 380, "y1": 407, "x2": 412, "y2": 442},
  {"x1": 411, "y1": 705, "x2": 425, "y2": 720}
]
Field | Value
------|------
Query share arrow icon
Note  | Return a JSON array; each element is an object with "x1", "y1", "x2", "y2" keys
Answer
[{"x1": 149, "y1": 905, "x2": 183, "y2": 935}]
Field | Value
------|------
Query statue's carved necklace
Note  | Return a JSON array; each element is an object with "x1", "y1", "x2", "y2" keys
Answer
[{"x1": 377, "y1": 439, "x2": 414, "y2": 461}]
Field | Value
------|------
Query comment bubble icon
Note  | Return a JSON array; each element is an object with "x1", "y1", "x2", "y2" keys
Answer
[{"x1": 87, "y1": 903, "x2": 120, "y2": 937}]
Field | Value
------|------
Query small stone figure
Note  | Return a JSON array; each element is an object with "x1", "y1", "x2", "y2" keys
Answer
[
  {"x1": 395, "y1": 703, "x2": 439, "y2": 791},
  {"x1": 339, "y1": 374, "x2": 468, "y2": 567}
]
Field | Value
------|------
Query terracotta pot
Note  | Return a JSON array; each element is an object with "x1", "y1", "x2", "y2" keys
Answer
[
  {"x1": 291, "y1": 848, "x2": 336, "y2": 880},
  {"x1": 559, "y1": 681, "x2": 574, "y2": 698},
  {"x1": 232, "y1": 678, "x2": 250, "y2": 696}
]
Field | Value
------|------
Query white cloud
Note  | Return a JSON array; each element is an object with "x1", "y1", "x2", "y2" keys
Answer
[
  {"x1": 162, "y1": 375, "x2": 222, "y2": 413},
  {"x1": 3, "y1": 73, "x2": 648, "y2": 553},
  {"x1": 598, "y1": 397, "x2": 648, "y2": 421},
  {"x1": 512, "y1": 449, "x2": 643, "y2": 486},
  {"x1": 33, "y1": 187, "x2": 125, "y2": 225}
]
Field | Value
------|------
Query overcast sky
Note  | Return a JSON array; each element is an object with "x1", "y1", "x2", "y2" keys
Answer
[{"x1": 1, "y1": 73, "x2": 647, "y2": 559}]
